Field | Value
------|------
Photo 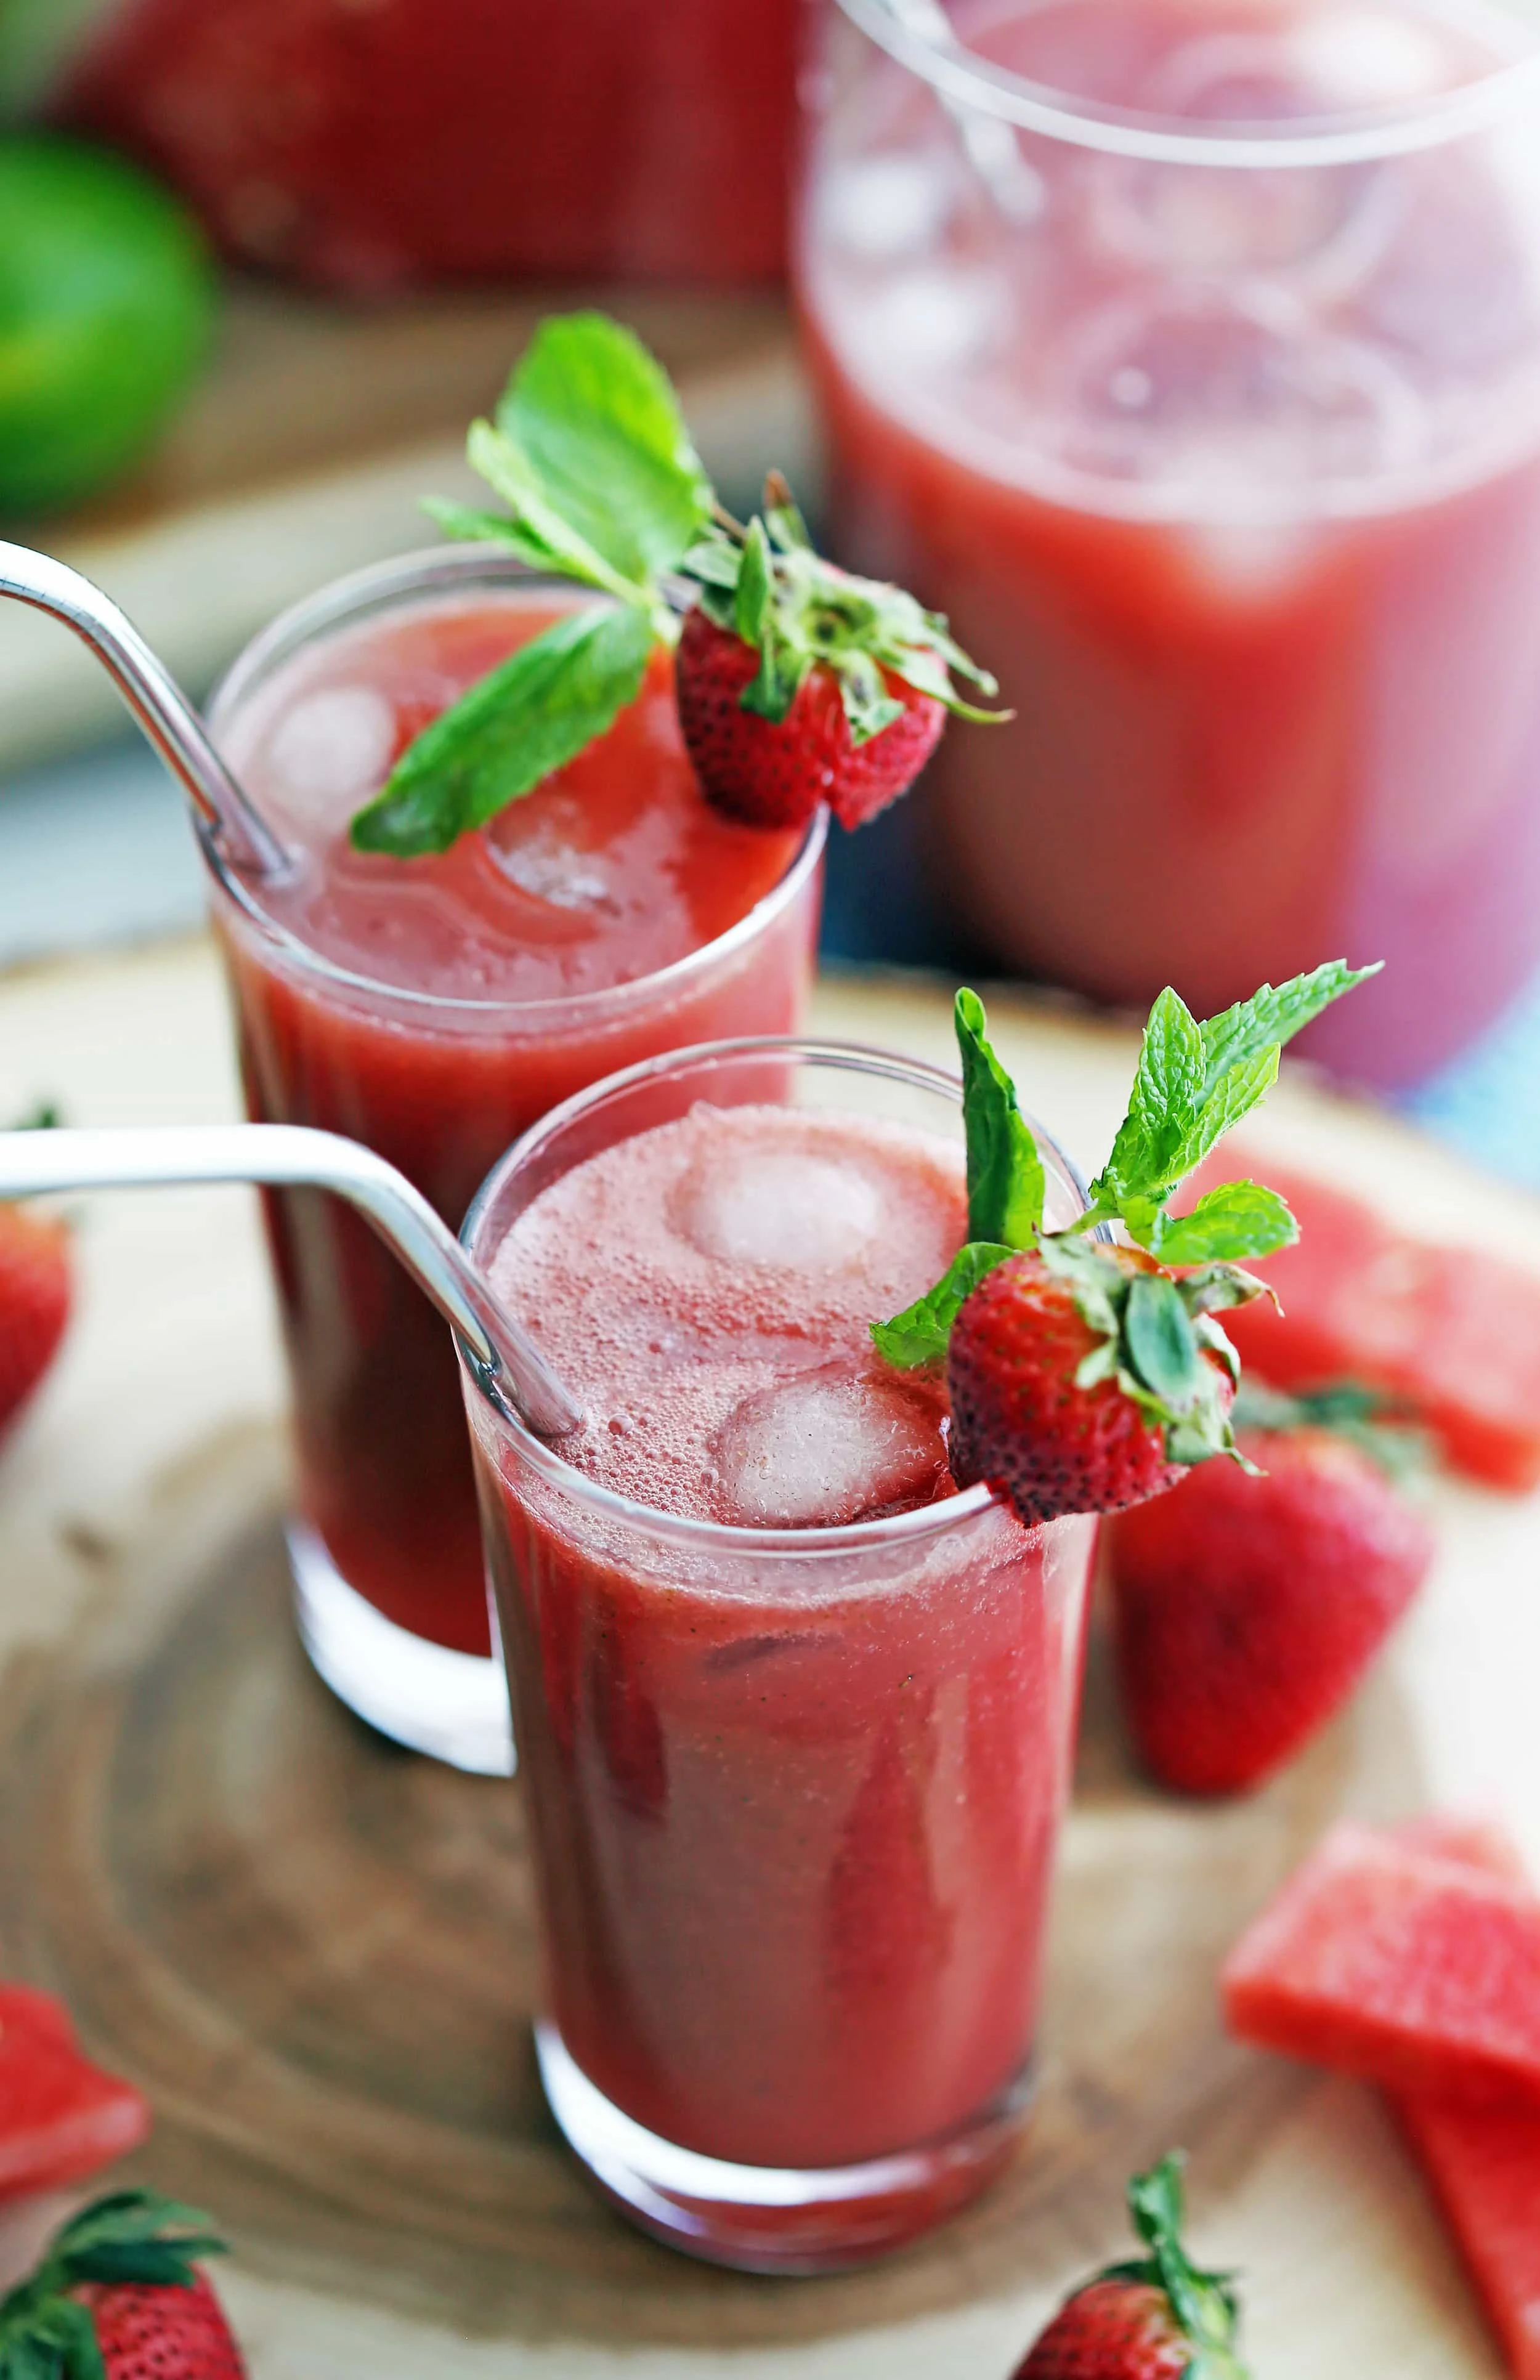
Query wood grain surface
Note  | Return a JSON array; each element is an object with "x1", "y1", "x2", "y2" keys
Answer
[{"x1": 1, "y1": 941, "x2": 1537, "y2": 2376}]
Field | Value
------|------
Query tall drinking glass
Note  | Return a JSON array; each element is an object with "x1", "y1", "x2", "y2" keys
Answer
[
  {"x1": 801, "y1": 0, "x2": 1540, "y2": 1088},
  {"x1": 460, "y1": 1039, "x2": 1098, "y2": 2270},
  {"x1": 201, "y1": 551, "x2": 825, "y2": 1773}
]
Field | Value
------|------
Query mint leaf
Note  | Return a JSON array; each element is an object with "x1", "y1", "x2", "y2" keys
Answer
[
  {"x1": 1148, "y1": 1181, "x2": 1298, "y2": 1266},
  {"x1": 1124, "y1": 1273, "x2": 1203, "y2": 1412},
  {"x1": 1173, "y1": 1046, "x2": 1281, "y2": 1181},
  {"x1": 351, "y1": 604, "x2": 652, "y2": 856},
  {"x1": 1199, "y1": 961, "x2": 1382, "y2": 1095},
  {"x1": 421, "y1": 496, "x2": 541, "y2": 549},
  {"x1": 957, "y1": 989, "x2": 1045, "y2": 1250},
  {"x1": 871, "y1": 1242, "x2": 1014, "y2": 1369},
  {"x1": 1095, "y1": 986, "x2": 1206, "y2": 1210},
  {"x1": 464, "y1": 419, "x2": 646, "y2": 603},
  {"x1": 498, "y1": 312, "x2": 713, "y2": 586}
]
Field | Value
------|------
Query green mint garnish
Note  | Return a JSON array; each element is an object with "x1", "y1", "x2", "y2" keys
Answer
[
  {"x1": 349, "y1": 313, "x2": 1003, "y2": 857},
  {"x1": 871, "y1": 966, "x2": 1377, "y2": 1471},
  {"x1": 352, "y1": 312, "x2": 710, "y2": 857}
]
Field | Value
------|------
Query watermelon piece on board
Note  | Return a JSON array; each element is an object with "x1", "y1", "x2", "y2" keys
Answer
[
  {"x1": 1178, "y1": 1154, "x2": 1540, "y2": 1492},
  {"x1": 1222, "y1": 1821, "x2": 1540, "y2": 2105},
  {"x1": 1397, "y1": 2095, "x2": 1540, "y2": 2380},
  {"x1": 0, "y1": 1983, "x2": 151, "y2": 2198}
]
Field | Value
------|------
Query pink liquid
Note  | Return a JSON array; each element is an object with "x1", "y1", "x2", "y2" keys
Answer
[
  {"x1": 803, "y1": 0, "x2": 1540, "y2": 1087},
  {"x1": 476, "y1": 1103, "x2": 1095, "y2": 2172},
  {"x1": 57, "y1": 0, "x2": 796, "y2": 288},
  {"x1": 210, "y1": 593, "x2": 817, "y2": 1658}
]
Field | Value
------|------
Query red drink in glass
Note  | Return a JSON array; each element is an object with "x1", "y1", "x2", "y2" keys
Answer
[
  {"x1": 203, "y1": 552, "x2": 823, "y2": 1771},
  {"x1": 461, "y1": 1042, "x2": 1097, "y2": 2268},
  {"x1": 801, "y1": 0, "x2": 1540, "y2": 1088}
]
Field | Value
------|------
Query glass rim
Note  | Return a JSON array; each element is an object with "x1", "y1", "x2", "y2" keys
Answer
[
  {"x1": 200, "y1": 543, "x2": 827, "y2": 1025},
  {"x1": 458, "y1": 1032, "x2": 1092, "y2": 1560},
  {"x1": 832, "y1": 0, "x2": 1540, "y2": 167}
]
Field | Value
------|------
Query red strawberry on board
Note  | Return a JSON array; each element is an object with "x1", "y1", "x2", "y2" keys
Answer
[
  {"x1": 0, "y1": 2190, "x2": 245, "y2": 2379},
  {"x1": 873, "y1": 968, "x2": 1379, "y2": 1528},
  {"x1": 0, "y1": 1985, "x2": 150, "y2": 2201},
  {"x1": 1222, "y1": 1820, "x2": 1540, "y2": 2106},
  {"x1": 1106, "y1": 1386, "x2": 1435, "y2": 1795},
  {"x1": 1011, "y1": 2153, "x2": 1250, "y2": 2380},
  {"x1": 1180, "y1": 1151, "x2": 1540, "y2": 1492}
]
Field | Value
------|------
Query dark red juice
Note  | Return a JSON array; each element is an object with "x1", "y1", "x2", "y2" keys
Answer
[
  {"x1": 474, "y1": 1101, "x2": 1096, "y2": 2174},
  {"x1": 210, "y1": 586, "x2": 817, "y2": 1662}
]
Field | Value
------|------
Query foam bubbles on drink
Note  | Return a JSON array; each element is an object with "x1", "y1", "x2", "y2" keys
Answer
[
  {"x1": 262, "y1": 686, "x2": 397, "y2": 830},
  {"x1": 673, "y1": 1146, "x2": 884, "y2": 1270},
  {"x1": 715, "y1": 1366, "x2": 947, "y2": 1526}
]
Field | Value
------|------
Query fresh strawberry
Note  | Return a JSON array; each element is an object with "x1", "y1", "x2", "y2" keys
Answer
[
  {"x1": 673, "y1": 604, "x2": 945, "y2": 831},
  {"x1": 873, "y1": 970, "x2": 1379, "y2": 1528},
  {"x1": 347, "y1": 322, "x2": 1003, "y2": 860},
  {"x1": 0, "y1": 1112, "x2": 71, "y2": 1448},
  {"x1": 1012, "y1": 2154, "x2": 1250, "y2": 2380},
  {"x1": 0, "y1": 1984, "x2": 151, "y2": 2200},
  {"x1": 1106, "y1": 1386, "x2": 1435, "y2": 1794},
  {"x1": 0, "y1": 2190, "x2": 244, "y2": 2379},
  {"x1": 947, "y1": 1243, "x2": 1239, "y2": 1528}
]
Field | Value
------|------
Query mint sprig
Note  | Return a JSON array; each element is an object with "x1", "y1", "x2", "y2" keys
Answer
[
  {"x1": 872, "y1": 966, "x2": 1376, "y2": 1471},
  {"x1": 352, "y1": 312, "x2": 710, "y2": 857},
  {"x1": 349, "y1": 312, "x2": 1004, "y2": 857}
]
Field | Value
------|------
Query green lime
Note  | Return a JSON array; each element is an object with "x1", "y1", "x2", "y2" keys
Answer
[{"x1": 0, "y1": 135, "x2": 217, "y2": 516}]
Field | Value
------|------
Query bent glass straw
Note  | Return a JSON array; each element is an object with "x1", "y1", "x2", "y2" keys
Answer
[
  {"x1": 0, "y1": 1123, "x2": 583, "y2": 1443},
  {"x1": 0, "y1": 540, "x2": 290, "y2": 883}
]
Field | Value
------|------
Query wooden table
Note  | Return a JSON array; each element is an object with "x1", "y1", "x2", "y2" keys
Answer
[{"x1": 1, "y1": 938, "x2": 1536, "y2": 2378}]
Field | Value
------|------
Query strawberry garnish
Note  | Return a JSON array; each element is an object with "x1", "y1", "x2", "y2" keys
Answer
[
  {"x1": 0, "y1": 1986, "x2": 150, "y2": 2201},
  {"x1": 1013, "y1": 2154, "x2": 1249, "y2": 2380},
  {"x1": 348, "y1": 313, "x2": 1000, "y2": 855},
  {"x1": 873, "y1": 966, "x2": 1379, "y2": 1526},
  {"x1": 0, "y1": 1107, "x2": 71, "y2": 1451},
  {"x1": 1108, "y1": 1383, "x2": 1435, "y2": 1795},
  {"x1": 0, "y1": 2190, "x2": 244, "y2": 2379}
]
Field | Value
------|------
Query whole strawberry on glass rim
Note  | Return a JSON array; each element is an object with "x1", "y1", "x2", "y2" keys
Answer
[
  {"x1": 347, "y1": 311, "x2": 1003, "y2": 857},
  {"x1": 0, "y1": 2190, "x2": 245, "y2": 2380},
  {"x1": 1012, "y1": 2153, "x2": 1250, "y2": 2380},
  {"x1": 873, "y1": 963, "x2": 1379, "y2": 1526}
]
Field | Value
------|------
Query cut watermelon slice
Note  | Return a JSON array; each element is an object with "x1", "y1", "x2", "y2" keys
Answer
[
  {"x1": 1222, "y1": 1822, "x2": 1540, "y2": 2104},
  {"x1": 1180, "y1": 1154, "x2": 1540, "y2": 1492},
  {"x1": 0, "y1": 1983, "x2": 150, "y2": 2198},
  {"x1": 1396, "y1": 2096, "x2": 1540, "y2": 2379}
]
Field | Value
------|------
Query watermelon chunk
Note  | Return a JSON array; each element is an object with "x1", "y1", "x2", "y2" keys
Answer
[
  {"x1": 1179, "y1": 1155, "x2": 1540, "y2": 1492},
  {"x1": 1222, "y1": 1822, "x2": 1540, "y2": 2104},
  {"x1": 1397, "y1": 2095, "x2": 1540, "y2": 2376},
  {"x1": 0, "y1": 1982, "x2": 150, "y2": 2198}
]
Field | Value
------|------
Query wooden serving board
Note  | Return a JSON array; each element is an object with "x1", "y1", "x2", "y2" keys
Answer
[{"x1": 1, "y1": 939, "x2": 1538, "y2": 2378}]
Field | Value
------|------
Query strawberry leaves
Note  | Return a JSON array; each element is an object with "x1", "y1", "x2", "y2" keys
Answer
[
  {"x1": 1108, "y1": 2155, "x2": 1250, "y2": 2380},
  {"x1": 352, "y1": 313, "x2": 708, "y2": 857},
  {"x1": 681, "y1": 503, "x2": 1005, "y2": 748},
  {"x1": 0, "y1": 2192, "x2": 227, "y2": 2380}
]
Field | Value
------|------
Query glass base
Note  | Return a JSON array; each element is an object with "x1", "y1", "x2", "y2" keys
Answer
[
  {"x1": 534, "y1": 2021, "x2": 1033, "y2": 2273},
  {"x1": 287, "y1": 1521, "x2": 514, "y2": 1776}
]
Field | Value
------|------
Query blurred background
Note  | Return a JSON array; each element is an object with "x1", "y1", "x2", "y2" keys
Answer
[{"x1": 3, "y1": 0, "x2": 1540, "y2": 1184}]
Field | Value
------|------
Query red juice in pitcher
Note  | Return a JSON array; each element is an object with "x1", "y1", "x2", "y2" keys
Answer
[
  {"x1": 801, "y1": 0, "x2": 1540, "y2": 1087},
  {"x1": 463, "y1": 1043, "x2": 1097, "y2": 2269},
  {"x1": 205, "y1": 556, "x2": 822, "y2": 1770}
]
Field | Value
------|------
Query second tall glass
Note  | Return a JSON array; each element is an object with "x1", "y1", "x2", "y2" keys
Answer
[{"x1": 201, "y1": 548, "x2": 825, "y2": 1771}]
